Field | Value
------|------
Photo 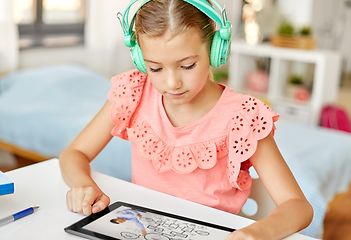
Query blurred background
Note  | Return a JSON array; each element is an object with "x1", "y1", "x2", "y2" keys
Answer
[
  {"x1": 1, "y1": 0, "x2": 350, "y2": 78},
  {"x1": 1, "y1": 0, "x2": 351, "y2": 115},
  {"x1": 1, "y1": 1, "x2": 351, "y2": 239}
]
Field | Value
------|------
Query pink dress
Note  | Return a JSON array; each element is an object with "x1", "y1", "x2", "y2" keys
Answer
[{"x1": 108, "y1": 69, "x2": 279, "y2": 214}]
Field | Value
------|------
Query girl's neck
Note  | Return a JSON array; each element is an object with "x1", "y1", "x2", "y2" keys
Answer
[{"x1": 163, "y1": 80, "x2": 224, "y2": 128}]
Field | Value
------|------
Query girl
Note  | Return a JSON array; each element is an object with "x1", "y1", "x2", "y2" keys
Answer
[{"x1": 59, "y1": 0, "x2": 313, "y2": 239}]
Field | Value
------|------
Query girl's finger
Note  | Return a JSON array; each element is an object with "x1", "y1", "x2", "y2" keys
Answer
[
  {"x1": 81, "y1": 187, "x2": 98, "y2": 216},
  {"x1": 72, "y1": 187, "x2": 85, "y2": 213},
  {"x1": 92, "y1": 194, "x2": 110, "y2": 214},
  {"x1": 66, "y1": 190, "x2": 73, "y2": 212}
]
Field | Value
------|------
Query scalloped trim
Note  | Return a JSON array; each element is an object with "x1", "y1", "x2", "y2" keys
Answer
[
  {"x1": 108, "y1": 69, "x2": 147, "y2": 139},
  {"x1": 227, "y1": 95, "x2": 278, "y2": 190},
  {"x1": 127, "y1": 115, "x2": 229, "y2": 174}
]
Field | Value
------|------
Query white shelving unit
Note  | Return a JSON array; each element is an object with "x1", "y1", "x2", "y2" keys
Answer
[{"x1": 228, "y1": 41, "x2": 342, "y2": 125}]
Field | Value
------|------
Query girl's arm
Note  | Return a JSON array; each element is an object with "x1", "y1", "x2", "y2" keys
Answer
[
  {"x1": 227, "y1": 134, "x2": 313, "y2": 240},
  {"x1": 59, "y1": 100, "x2": 115, "y2": 216}
]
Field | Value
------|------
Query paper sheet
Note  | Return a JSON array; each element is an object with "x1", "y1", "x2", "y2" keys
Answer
[{"x1": 9, "y1": 209, "x2": 84, "y2": 240}]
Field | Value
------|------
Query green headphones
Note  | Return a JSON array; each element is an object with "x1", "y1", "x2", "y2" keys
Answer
[{"x1": 117, "y1": 0, "x2": 232, "y2": 74}]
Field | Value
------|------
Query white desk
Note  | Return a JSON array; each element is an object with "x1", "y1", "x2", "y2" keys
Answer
[{"x1": 0, "y1": 159, "x2": 315, "y2": 240}]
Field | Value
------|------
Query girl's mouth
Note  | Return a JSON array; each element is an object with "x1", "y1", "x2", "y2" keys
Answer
[{"x1": 168, "y1": 91, "x2": 187, "y2": 99}]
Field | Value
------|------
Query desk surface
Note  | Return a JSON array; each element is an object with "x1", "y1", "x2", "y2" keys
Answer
[{"x1": 0, "y1": 159, "x2": 315, "y2": 240}]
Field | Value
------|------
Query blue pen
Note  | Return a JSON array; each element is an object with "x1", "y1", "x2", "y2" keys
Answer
[{"x1": 0, "y1": 206, "x2": 39, "y2": 227}]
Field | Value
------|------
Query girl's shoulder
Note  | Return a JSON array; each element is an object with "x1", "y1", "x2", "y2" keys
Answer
[
  {"x1": 221, "y1": 87, "x2": 279, "y2": 189},
  {"x1": 108, "y1": 69, "x2": 147, "y2": 139},
  {"x1": 217, "y1": 85, "x2": 279, "y2": 132},
  {"x1": 109, "y1": 69, "x2": 147, "y2": 87}
]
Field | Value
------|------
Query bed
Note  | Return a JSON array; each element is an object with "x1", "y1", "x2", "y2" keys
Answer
[
  {"x1": 1, "y1": 64, "x2": 350, "y2": 238},
  {"x1": 0, "y1": 64, "x2": 132, "y2": 181}
]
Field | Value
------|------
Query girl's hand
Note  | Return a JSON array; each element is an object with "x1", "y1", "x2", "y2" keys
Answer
[
  {"x1": 226, "y1": 231, "x2": 259, "y2": 240},
  {"x1": 226, "y1": 225, "x2": 270, "y2": 240},
  {"x1": 66, "y1": 185, "x2": 110, "y2": 216}
]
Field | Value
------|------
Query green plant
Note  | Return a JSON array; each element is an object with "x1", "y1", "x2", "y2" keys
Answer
[
  {"x1": 213, "y1": 70, "x2": 228, "y2": 83},
  {"x1": 277, "y1": 21, "x2": 295, "y2": 35},
  {"x1": 299, "y1": 26, "x2": 312, "y2": 36},
  {"x1": 289, "y1": 75, "x2": 303, "y2": 85}
]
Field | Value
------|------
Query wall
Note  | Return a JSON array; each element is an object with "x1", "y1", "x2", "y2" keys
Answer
[
  {"x1": 217, "y1": 0, "x2": 242, "y2": 37},
  {"x1": 312, "y1": 0, "x2": 351, "y2": 74},
  {"x1": 277, "y1": 0, "x2": 314, "y2": 28},
  {"x1": 18, "y1": 46, "x2": 87, "y2": 70}
]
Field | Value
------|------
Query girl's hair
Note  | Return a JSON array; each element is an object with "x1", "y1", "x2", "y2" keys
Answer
[{"x1": 134, "y1": 0, "x2": 216, "y2": 53}]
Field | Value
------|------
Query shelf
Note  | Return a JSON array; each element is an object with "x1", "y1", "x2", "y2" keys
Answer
[
  {"x1": 228, "y1": 40, "x2": 342, "y2": 125},
  {"x1": 230, "y1": 40, "x2": 338, "y2": 63}
]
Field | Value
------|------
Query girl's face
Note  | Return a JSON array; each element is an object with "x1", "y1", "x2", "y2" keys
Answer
[{"x1": 139, "y1": 29, "x2": 212, "y2": 107}]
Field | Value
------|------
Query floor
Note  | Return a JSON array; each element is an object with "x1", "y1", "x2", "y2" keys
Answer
[
  {"x1": 0, "y1": 149, "x2": 37, "y2": 172},
  {"x1": 0, "y1": 74, "x2": 350, "y2": 173}
]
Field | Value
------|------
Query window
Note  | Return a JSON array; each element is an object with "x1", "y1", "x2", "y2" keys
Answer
[{"x1": 14, "y1": 0, "x2": 86, "y2": 49}]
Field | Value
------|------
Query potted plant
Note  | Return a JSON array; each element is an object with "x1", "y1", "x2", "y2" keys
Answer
[
  {"x1": 246, "y1": 59, "x2": 270, "y2": 94},
  {"x1": 286, "y1": 75, "x2": 301, "y2": 97},
  {"x1": 286, "y1": 75, "x2": 310, "y2": 102},
  {"x1": 271, "y1": 21, "x2": 316, "y2": 50}
]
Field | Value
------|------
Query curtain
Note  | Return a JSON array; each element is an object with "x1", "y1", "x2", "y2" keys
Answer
[
  {"x1": 85, "y1": 0, "x2": 134, "y2": 78},
  {"x1": 0, "y1": 1, "x2": 19, "y2": 73}
]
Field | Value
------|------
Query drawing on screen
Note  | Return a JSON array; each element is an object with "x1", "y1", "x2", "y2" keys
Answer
[
  {"x1": 110, "y1": 209, "x2": 148, "y2": 236},
  {"x1": 120, "y1": 232, "x2": 140, "y2": 239},
  {"x1": 113, "y1": 210, "x2": 212, "y2": 240}
]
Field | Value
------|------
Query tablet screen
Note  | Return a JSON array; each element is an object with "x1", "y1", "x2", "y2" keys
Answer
[{"x1": 65, "y1": 202, "x2": 235, "y2": 240}]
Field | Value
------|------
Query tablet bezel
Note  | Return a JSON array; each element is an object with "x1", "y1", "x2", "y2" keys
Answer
[{"x1": 65, "y1": 201, "x2": 235, "y2": 240}]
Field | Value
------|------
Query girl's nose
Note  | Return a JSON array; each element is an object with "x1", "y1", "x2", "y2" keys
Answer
[{"x1": 166, "y1": 71, "x2": 182, "y2": 90}]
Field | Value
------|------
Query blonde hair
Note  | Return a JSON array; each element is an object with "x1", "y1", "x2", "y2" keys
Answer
[{"x1": 134, "y1": 0, "x2": 216, "y2": 52}]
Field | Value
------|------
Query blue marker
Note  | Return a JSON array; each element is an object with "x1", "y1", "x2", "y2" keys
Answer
[{"x1": 0, "y1": 206, "x2": 39, "y2": 227}]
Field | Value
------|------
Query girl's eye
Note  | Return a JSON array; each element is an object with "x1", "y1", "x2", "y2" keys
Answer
[
  {"x1": 149, "y1": 67, "x2": 162, "y2": 73},
  {"x1": 182, "y1": 63, "x2": 196, "y2": 70}
]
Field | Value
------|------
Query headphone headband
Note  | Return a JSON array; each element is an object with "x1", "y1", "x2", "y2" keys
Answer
[
  {"x1": 118, "y1": 0, "x2": 231, "y2": 39},
  {"x1": 117, "y1": 0, "x2": 232, "y2": 72}
]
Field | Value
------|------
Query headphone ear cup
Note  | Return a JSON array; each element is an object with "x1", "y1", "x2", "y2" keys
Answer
[
  {"x1": 131, "y1": 43, "x2": 147, "y2": 74},
  {"x1": 210, "y1": 31, "x2": 221, "y2": 68},
  {"x1": 210, "y1": 31, "x2": 231, "y2": 68}
]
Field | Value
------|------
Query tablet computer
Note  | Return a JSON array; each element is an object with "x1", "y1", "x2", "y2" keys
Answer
[{"x1": 65, "y1": 201, "x2": 235, "y2": 240}]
